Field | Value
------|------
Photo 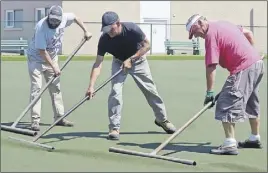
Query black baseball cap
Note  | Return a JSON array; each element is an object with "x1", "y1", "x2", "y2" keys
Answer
[{"x1": 101, "y1": 11, "x2": 119, "y2": 33}]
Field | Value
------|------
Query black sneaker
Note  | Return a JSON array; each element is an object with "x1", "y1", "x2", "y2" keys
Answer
[{"x1": 238, "y1": 139, "x2": 262, "y2": 149}]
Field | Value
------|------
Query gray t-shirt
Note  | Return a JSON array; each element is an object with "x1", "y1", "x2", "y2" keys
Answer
[{"x1": 27, "y1": 13, "x2": 75, "y2": 62}]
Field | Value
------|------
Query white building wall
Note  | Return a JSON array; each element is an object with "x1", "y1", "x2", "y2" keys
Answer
[
  {"x1": 170, "y1": 1, "x2": 267, "y2": 55},
  {"x1": 140, "y1": 1, "x2": 171, "y2": 54},
  {"x1": 140, "y1": 1, "x2": 170, "y2": 20}
]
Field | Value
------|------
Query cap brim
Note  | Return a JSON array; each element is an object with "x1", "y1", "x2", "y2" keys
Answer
[
  {"x1": 188, "y1": 26, "x2": 194, "y2": 39},
  {"x1": 101, "y1": 25, "x2": 112, "y2": 33},
  {"x1": 189, "y1": 33, "x2": 193, "y2": 39}
]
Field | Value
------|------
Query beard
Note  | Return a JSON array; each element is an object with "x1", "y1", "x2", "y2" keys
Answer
[{"x1": 46, "y1": 18, "x2": 61, "y2": 29}]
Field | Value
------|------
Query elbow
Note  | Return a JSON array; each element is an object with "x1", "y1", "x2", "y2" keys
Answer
[
  {"x1": 146, "y1": 43, "x2": 151, "y2": 52},
  {"x1": 93, "y1": 61, "x2": 103, "y2": 70},
  {"x1": 39, "y1": 49, "x2": 46, "y2": 55},
  {"x1": 74, "y1": 17, "x2": 78, "y2": 23},
  {"x1": 147, "y1": 45, "x2": 151, "y2": 51},
  {"x1": 73, "y1": 15, "x2": 80, "y2": 23},
  {"x1": 207, "y1": 63, "x2": 217, "y2": 71},
  {"x1": 246, "y1": 34, "x2": 254, "y2": 46},
  {"x1": 243, "y1": 29, "x2": 254, "y2": 44},
  {"x1": 92, "y1": 63, "x2": 102, "y2": 76},
  {"x1": 245, "y1": 32, "x2": 254, "y2": 40}
]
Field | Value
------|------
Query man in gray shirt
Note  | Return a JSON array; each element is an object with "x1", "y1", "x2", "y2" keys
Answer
[{"x1": 27, "y1": 5, "x2": 91, "y2": 131}]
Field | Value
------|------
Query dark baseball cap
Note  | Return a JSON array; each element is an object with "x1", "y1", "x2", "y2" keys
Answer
[
  {"x1": 48, "y1": 5, "x2": 63, "y2": 21},
  {"x1": 101, "y1": 11, "x2": 119, "y2": 33}
]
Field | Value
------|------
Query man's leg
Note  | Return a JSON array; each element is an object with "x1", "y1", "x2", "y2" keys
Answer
[
  {"x1": 211, "y1": 60, "x2": 264, "y2": 155},
  {"x1": 130, "y1": 58, "x2": 176, "y2": 134},
  {"x1": 107, "y1": 59, "x2": 127, "y2": 140},
  {"x1": 210, "y1": 72, "x2": 246, "y2": 155},
  {"x1": 43, "y1": 60, "x2": 73, "y2": 126},
  {"x1": 238, "y1": 60, "x2": 264, "y2": 148},
  {"x1": 27, "y1": 60, "x2": 43, "y2": 131}
]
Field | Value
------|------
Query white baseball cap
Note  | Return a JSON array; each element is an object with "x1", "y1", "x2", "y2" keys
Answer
[
  {"x1": 48, "y1": 5, "x2": 63, "y2": 21},
  {"x1": 186, "y1": 14, "x2": 202, "y2": 39}
]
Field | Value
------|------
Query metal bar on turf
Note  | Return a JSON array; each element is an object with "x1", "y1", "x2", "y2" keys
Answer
[
  {"x1": 1, "y1": 38, "x2": 87, "y2": 136},
  {"x1": 109, "y1": 93, "x2": 220, "y2": 165},
  {"x1": 32, "y1": 68, "x2": 123, "y2": 142},
  {"x1": 109, "y1": 147, "x2": 196, "y2": 165},
  {"x1": 150, "y1": 93, "x2": 220, "y2": 155},
  {"x1": 8, "y1": 69, "x2": 123, "y2": 151},
  {"x1": 8, "y1": 136, "x2": 55, "y2": 151},
  {"x1": 1, "y1": 126, "x2": 38, "y2": 136},
  {"x1": 150, "y1": 101, "x2": 214, "y2": 155},
  {"x1": 13, "y1": 38, "x2": 87, "y2": 127}
]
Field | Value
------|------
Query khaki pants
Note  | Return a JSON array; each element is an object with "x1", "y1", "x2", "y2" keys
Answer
[{"x1": 27, "y1": 57, "x2": 64, "y2": 123}]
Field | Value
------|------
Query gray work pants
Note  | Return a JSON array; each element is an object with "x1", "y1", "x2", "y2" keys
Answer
[{"x1": 108, "y1": 57, "x2": 168, "y2": 130}]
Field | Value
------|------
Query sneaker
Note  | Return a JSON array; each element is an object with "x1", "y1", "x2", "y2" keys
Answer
[
  {"x1": 107, "y1": 129, "x2": 120, "y2": 140},
  {"x1": 210, "y1": 145, "x2": 239, "y2": 155},
  {"x1": 31, "y1": 122, "x2": 40, "y2": 131},
  {"x1": 55, "y1": 118, "x2": 74, "y2": 127},
  {"x1": 238, "y1": 139, "x2": 262, "y2": 149},
  {"x1": 154, "y1": 119, "x2": 176, "y2": 134}
]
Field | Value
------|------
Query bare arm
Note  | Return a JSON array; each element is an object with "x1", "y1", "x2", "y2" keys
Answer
[
  {"x1": 206, "y1": 64, "x2": 217, "y2": 92},
  {"x1": 74, "y1": 16, "x2": 88, "y2": 33},
  {"x1": 242, "y1": 28, "x2": 254, "y2": 46},
  {"x1": 88, "y1": 55, "x2": 104, "y2": 88},
  {"x1": 39, "y1": 49, "x2": 55, "y2": 68},
  {"x1": 130, "y1": 37, "x2": 151, "y2": 60}
]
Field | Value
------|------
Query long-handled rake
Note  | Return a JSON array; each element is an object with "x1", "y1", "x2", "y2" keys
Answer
[
  {"x1": 109, "y1": 93, "x2": 220, "y2": 166},
  {"x1": 1, "y1": 38, "x2": 88, "y2": 137},
  {"x1": 8, "y1": 69, "x2": 123, "y2": 150}
]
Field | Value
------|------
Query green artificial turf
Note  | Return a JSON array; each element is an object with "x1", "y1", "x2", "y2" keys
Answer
[{"x1": 1, "y1": 60, "x2": 267, "y2": 172}]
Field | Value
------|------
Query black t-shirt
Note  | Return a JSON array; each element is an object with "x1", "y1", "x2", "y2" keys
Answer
[{"x1": 97, "y1": 22, "x2": 146, "y2": 61}]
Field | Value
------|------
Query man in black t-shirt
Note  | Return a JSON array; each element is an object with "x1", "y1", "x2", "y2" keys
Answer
[{"x1": 85, "y1": 11, "x2": 176, "y2": 140}]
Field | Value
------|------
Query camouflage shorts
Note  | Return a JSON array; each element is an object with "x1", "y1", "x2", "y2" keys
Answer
[{"x1": 215, "y1": 60, "x2": 265, "y2": 123}]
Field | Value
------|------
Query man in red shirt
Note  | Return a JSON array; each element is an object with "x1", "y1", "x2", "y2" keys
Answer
[{"x1": 186, "y1": 14, "x2": 265, "y2": 155}]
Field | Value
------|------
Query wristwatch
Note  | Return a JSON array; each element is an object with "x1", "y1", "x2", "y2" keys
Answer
[{"x1": 130, "y1": 57, "x2": 135, "y2": 63}]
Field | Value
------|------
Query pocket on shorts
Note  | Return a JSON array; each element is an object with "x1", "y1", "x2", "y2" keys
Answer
[
  {"x1": 216, "y1": 89, "x2": 245, "y2": 123},
  {"x1": 229, "y1": 89, "x2": 243, "y2": 99},
  {"x1": 217, "y1": 73, "x2": 246, "y2": 122},
  {"x1": 226, "y1": 74, "x2": 239, "y2": 90},
  {"x1": 227, "y1": 90, "x2": 245, "y2": 122},
  {"x1": 226, "y1": 72, "x2": 244, "y2": 107}
]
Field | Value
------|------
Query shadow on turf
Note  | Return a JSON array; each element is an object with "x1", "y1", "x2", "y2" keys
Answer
[
  {"x1": 40, "y1": 131, "x2": 166, "y2": 144},
  {"x1": 116, "y1": 142, "x2": 216, "y2": 155}
]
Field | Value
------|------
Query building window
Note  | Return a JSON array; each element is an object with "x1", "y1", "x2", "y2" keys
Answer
[
  {"x1": 5, "y1": 9, "x2": 23, "y2": 28},
  {"x1": 45, "y1": 7, "x2": 50, "y2": 16},
  {"x1": 35, "y1": 7, "x2": 50, "y2": 22},
  {"x1": 35, "y1": 8, "x2": 45, "y2": 22},
  {"x1": 5, "y1": 10, "x2": 14, "y2": 28}
]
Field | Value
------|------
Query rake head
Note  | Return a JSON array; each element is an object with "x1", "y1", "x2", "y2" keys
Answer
[
  {"x1": 1, "y1": 125, "x2": 37, "y2": 136},
  {"x1": 109, "y1": 147, "x2": 197, "y2": 166},
  {"x1": 8, "y1": 136, "x2": 55, "y2": 151}
]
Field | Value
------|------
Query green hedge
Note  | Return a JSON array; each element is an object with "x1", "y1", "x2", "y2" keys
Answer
[{"x1": 1, "y1": 54, "x2": 267, "y2": 61}]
